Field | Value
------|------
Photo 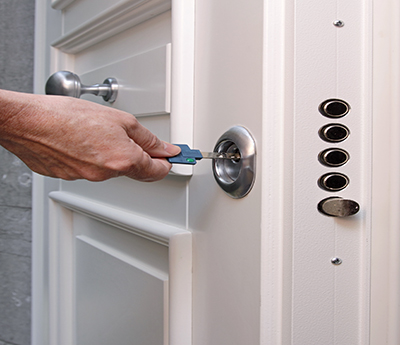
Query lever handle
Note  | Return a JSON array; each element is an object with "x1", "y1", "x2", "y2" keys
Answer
[{"x1": 45, "y1": 71, "x2": 118, "y2": 103}]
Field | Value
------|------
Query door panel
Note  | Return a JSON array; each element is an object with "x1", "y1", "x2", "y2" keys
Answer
[
  {"x1": 48, "y1": 191, "x2": 191, "y2": 345},
  {"x1": 34, "y1": 1, "x2": 194, "y2": 343},
  {"x1": 60, "y1": 174, "x2": 188, "y2": 228},
  {"x1": 73, "y1": 11, "x2": 172, "y2": 76},
  {"x1": 75, "y1": 235, "x2": 167, "y2": 345},
  {"x1": 79, "y1": 44, "x2": 171, "y2": 116}
]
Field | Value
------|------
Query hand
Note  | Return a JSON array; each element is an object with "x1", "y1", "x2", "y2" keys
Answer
[{"x1": 0, "y1": 90, "x2": 181, "y2": 182}]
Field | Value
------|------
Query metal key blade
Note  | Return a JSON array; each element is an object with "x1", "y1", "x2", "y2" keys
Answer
[{"x1": 201, "y1": 151, "x2": 240, "y2": 160}]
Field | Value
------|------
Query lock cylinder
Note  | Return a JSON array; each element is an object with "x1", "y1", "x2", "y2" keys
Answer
[
  {"x1": 212, "y1": 126, "x2": 256, "y2": 199},
  {"x1": 213, "y1": 142, "x2": 241, "y2": 182}
]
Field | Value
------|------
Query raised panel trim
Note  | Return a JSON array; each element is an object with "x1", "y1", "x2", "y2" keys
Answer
[
  {"x1": 51, "y1": 0, "x2": 75, "y2": 10},
  {"x1": 77, "y1": 234, "x2": 169, "y2": 281},
  {"x1": 49, "y1": 190, "x2": 192, "y2": 344},
  {"x1": 51, "y1": 0, "x2": 171, "y2": 54},
  {"x1": 49, "y1": 191, "x2": 188, "y2": 246}
]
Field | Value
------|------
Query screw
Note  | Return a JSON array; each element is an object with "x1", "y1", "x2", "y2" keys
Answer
[
  {"x1": 331, "y1": 257, "x2": 343, "y2": 265},
  {"x1": 333, "y1": 20, "x2": 345, "y2": 28}
]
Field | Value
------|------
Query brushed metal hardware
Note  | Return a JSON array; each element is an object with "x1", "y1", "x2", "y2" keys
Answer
[
  {"x1": 331, "y1": 257, "x2": 343, "y2": 265},
  {"x1": 212, "y1": 126, "x2": 256, "y2": 199},
  {"x1": 318, "y1": 173, "x2": 349, "y2": 191},
  {"x1": 318, "y1": 124, "x2": 350, "y2": 143},
  {"x1": 318, "y1": 197, "x2": 360, "y2": 217},
  {"x1": 319, "y1": 99, "x2": 350, "y2": 118},
  {"x1": 318, "y1": 148, "x2": 350, "y2": 167},
  {"x1": 333, "y1": 20, "x2": 345, "y2": 27},
  {"x1": 45, "y1": 71, "x2": 118, "y2": 103},
  {"x1": 201, "y1": 151, "x2": 240, "y2": 160}
]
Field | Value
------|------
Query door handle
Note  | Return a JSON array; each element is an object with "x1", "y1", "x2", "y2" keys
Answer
[{"x1": 45, "y1": 71, "x2": 118, "y2": 103}]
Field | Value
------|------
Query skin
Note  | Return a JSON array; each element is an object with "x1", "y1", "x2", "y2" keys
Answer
[{"x1": 0, "y1": 89, "x2": 181, "y2": 182}]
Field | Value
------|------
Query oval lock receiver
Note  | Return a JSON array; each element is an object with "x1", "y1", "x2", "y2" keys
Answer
[
  {"x1": 212, "y1": 126, "x2": 256, "y2": 199},
  {"x1": 318, "y1": 124, "x2": 350, "y2": 143},
  {"x1": 318, "y1": 197, "x2": 360, "y2": 217},
  {"x1": 318, "y1": 99, "x2": 350, "y2": 118}
]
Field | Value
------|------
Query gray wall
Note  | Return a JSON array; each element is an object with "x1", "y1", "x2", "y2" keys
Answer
[{"x1": 0, "y1": 1, "x2": 36, "y2": 344}]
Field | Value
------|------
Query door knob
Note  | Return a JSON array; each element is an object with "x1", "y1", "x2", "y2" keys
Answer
[
  {"x1": 45, "y1": 71, "x2": 118, "y2": 103},
  {"x1": 318, "y1": 197, "x2": 360, "y2": 217}
]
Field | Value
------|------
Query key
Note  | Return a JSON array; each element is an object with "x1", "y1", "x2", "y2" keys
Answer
[
  {"x1": 200, "y1": 151, "x2": 240, "y2": 160},
  {"x1": 167, "y1": 144, "x2": 240, "y2": 165}
]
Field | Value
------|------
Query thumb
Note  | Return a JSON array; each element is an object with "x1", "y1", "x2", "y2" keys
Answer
[{"x1": 126, "y1": 121, "x2": 181, "y2": 157}]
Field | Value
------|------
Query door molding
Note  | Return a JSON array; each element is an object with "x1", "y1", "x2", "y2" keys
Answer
[
  {"x1": 49, "y1": 191, "x2": 192, "y2": 345},
  {"x1": 51, "y1": 0, "x2": 171, "y2": 53},
  {"x1": 51, "y1": 0, "x2": 75, "y2": 10},
  {"x1": 370, "y1": 0, "x2": 400, "y2": 343},
  {"x1": 49, "y1": 191, "x2": 189, "y2": 245}
]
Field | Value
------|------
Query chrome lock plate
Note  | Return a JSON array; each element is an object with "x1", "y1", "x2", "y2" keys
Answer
[{"x1": 212, "y1": 126, "x2": 256, "y2": 199}]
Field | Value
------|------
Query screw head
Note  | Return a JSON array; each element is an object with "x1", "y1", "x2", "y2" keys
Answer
[
  {"x1": 331, "y1": 257, "x2": 343, "y2": 265},
  {"x1": 333, "y1": 20, "x2": 345, "y2": 27}
]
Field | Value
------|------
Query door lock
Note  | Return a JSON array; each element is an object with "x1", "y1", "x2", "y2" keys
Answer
[
  {"x1": 45, "y1": 71, "x2": 118, "y2": 103},
  {"x1": 212, "y1": 126, "x2": 256, "y2": 199}
]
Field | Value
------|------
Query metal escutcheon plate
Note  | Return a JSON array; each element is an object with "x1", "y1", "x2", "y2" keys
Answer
[{"x1": 212, "y1": 126, "x2": 256, "y2": 199}]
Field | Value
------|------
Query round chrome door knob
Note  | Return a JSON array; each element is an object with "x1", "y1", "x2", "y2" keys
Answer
[
  {"x1": 45, "y1": 71, "x2": 118, "y2": 103},
  {"x1": 318, "y1": 197, "x2": 360, "y2": 217}
]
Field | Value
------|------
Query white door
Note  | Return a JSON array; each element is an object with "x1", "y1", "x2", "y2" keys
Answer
[
  {"x1": 33, "y1": 1, "x2": 194, "y2": 344},
  {"x1": 32, "y1": 0, "x2": 399, "y2": 344}
]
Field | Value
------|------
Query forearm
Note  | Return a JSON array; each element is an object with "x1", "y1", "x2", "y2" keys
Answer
[
  {"x1": 0, "y1": 89, "x2": 32, "y2": 134},
  {"x1": 0, "y1": 89, "x2": 180, "y2": 181}
]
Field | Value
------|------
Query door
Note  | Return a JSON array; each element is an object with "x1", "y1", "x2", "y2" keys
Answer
[
  {"x1": 32, "y1": 0, "x2": 389, "y2": 344},
  {"x1": 33, "y1": 1, "x2": 194, "y2": 344}
]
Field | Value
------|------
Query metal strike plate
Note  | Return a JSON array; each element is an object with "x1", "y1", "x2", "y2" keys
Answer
[{"x1": 212, "y1": 126, "x2": 256, "y2": 199}]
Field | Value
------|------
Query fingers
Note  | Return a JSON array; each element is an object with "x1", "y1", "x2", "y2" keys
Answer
[
  {"x1": 124, "y1": 153, "x2": 173, "y2": 182},
  {"x1": 124, "y1": 119, "x2": 181, "y2": 158}
]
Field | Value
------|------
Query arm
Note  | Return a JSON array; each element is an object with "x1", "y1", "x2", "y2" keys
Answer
[{"x1": 0, "y1": 89, "x2": 180, "y2": 182}]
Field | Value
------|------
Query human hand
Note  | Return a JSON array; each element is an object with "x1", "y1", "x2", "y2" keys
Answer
[{"x1": 0, "y1": 90, "x2": 180, "y2": 182}]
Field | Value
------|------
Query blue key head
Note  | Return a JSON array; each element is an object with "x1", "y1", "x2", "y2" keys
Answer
[{"x1": 167, "y1": 144, "x2": 203, "y2": 165}]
